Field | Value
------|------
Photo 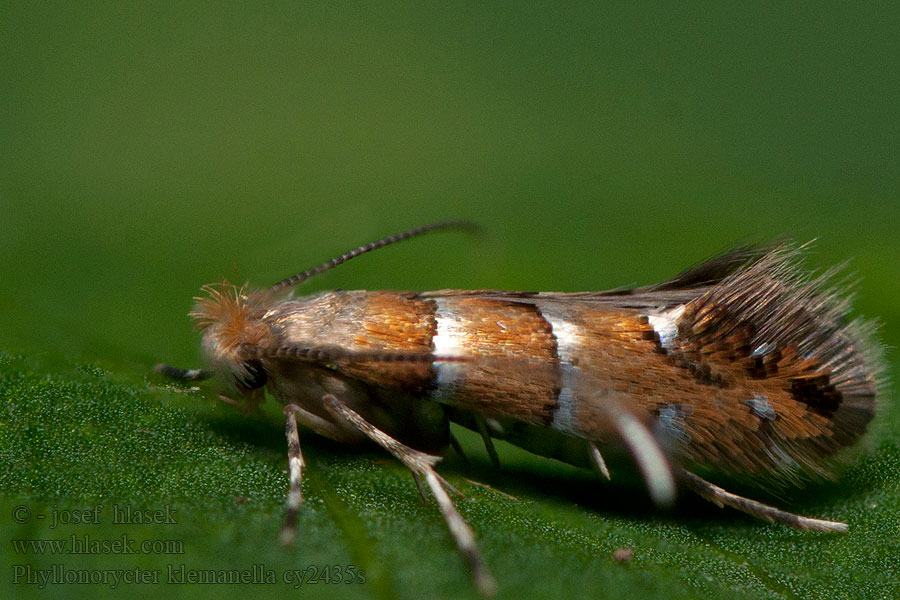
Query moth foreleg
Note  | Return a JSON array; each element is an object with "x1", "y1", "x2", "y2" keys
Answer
[
  {"x1": 322, "y1": 394, "x2": 497, "y2": 597},
  {"x1": 284, "y1": 404, "x2": 362, "y2": 445},
  {"x1": 279, "y1": 406, "x2": 306, "y2": 546},
  {"x1": 681, "y1": 470, "x2": 848, "y2": 533}
]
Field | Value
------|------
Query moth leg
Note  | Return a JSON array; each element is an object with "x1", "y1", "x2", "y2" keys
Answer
[
  {"x1": 322, "y1": 394, "x2": 497, "y2": 597},
  {"x1": 603, "y1": 401, "x2": 676, "y2": 507},
  {"x1": 473, "y1": 415, "x2": 501, "y2": 468},
  {"x1": 449, "y1": 432, "x2": 470, "y2": 463},
  {"x1": 411, "y1": 472, "x2": 430, "y2": 504},
  {"x1": 217, "y1": 394, "x2": 240, "y2": 407},
  {"x1": 279, "y1": 406, "x2": 306, "y2": 546},
  {"x1": 587, "y1": 441, "x2": 611, "y2": 480},
  {"x1": 410, "y1": 470, "x2": 466, "y2": 504},
  {"x1": 681, "y1": 470, "x2": 848, "y2": 533},
  {"x1": 284, "y1": 404, "x2": 362, "y2": 445}
]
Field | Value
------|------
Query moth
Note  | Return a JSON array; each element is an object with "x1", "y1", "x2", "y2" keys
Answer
[{"x1": 156, "y1": 221, "x2": 885, "y2": 596}]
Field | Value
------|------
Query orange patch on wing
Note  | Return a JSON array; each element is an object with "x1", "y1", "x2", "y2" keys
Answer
[
  {"x1": 430, "y1": 298, "x2": 561, "y2": 425},
  {"x1": 339, "y1": 293, "x2": 437, "y2": 390}
]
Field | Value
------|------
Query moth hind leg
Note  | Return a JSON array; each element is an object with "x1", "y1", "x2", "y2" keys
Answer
[
  {"x1": 587, "y1": 441, "x2": 611, "y2": 480},
  {"x1": 322, "y1": 394, "x2": 497, "y2": 597},
  {"x1": 681, "y1": 470, "x2": 848, "y2": 533},
  {"x1": 599, "y1": 397, "x2": 677, "y2": 507}
]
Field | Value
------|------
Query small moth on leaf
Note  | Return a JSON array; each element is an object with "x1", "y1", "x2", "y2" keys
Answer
[{"x1": 156, "y1": 221, "x2": 886, "y2": 596}]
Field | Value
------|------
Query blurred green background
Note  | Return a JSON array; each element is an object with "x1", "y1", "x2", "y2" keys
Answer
[{"x1": 2, "y1": 2, "x2": 898, "y2": 599}]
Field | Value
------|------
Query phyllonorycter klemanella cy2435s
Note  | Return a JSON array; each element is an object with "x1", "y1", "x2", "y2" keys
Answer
[{"x1": 156, "y1": 221, "x2": 886, "y2": 596}]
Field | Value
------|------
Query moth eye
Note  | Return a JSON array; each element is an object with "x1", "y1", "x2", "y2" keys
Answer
[{"x1": 236, "y1": 359, "x2": 267, "y2": 390}]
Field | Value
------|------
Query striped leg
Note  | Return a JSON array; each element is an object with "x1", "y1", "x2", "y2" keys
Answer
[
  {"x1": 322, "y1": 394, "x2": 497, "y2": 597},
  {"x1": 682, "y1": 470, "x2": 848, "y2": 532},
  {"x1": 279, "y1": 402, "x2": 377, "y2": 546},
  {"x1": 279, "y1": 407, "x2": 306, "y2": 546}
]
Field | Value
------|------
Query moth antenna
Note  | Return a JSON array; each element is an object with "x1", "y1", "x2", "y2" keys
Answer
[
  {"x1": 153, "y1": 364, "x2": 212, "y2": 382},
  {"x1": 247, "y1": 343, "x2": 470, "y2": 365},
  {"x1": 269, "y1": 220, "x2": 479, "y2": 294}
]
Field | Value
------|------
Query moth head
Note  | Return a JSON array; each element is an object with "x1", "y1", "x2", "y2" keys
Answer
[{"x1": 190, "y1": 281, "x2": 272, "y2": 405}]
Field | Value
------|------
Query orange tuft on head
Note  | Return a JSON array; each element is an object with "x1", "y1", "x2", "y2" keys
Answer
[{"x1": 190, "y1": 282, "x2": 270, "y2": 358}]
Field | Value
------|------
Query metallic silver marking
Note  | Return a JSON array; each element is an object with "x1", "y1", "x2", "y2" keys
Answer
[
  {"x1": 430, "y1": 298, "x2": 467, "y2": 390},
  {"x1": 751, "y1": 342, "x2": 775, "y2": 357},
  {"x1": 537, "y1": 303, "x2": 581, "y2": 434},
  {"x1": 764, "y1": 443, "x2": 801, "y2": 472},
  {"x1": 745, "y1": 394, "x2": 777, "y2": 421},
  {"x1": 484, "y1": 418, "x2": 505, "y2": 436},
  {"x1": 644, "y1": 304, "x2": 686, "y2": 350},
  {"x1": 654, "y1": 403, "x2": 692, "y2": 451}
]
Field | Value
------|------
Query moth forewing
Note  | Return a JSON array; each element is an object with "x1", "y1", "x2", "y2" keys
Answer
[{"x1": 155, "y1": 222, "x2": 886, "y2": 596}]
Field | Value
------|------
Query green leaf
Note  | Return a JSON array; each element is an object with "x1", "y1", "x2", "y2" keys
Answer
[{"x1": 2, "y1": 351, "x2": 899, "y2": 599}]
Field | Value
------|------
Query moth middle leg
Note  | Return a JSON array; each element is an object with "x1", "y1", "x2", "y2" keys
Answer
[{"x1": 322, "y1": 393, "x2": 498, "y2": 597}]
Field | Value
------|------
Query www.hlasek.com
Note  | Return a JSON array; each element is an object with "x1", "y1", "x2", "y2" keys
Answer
[
  {"x1": 12, "y1": 534, "x2": 183, "y2": 556},
  {"x1": 11, "y1": 564, "x2": 366, "y2": 588}
]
